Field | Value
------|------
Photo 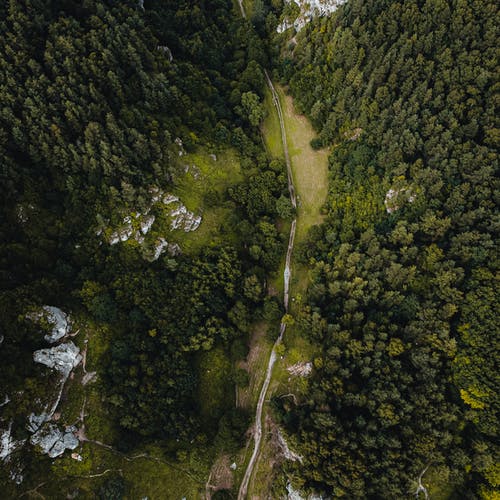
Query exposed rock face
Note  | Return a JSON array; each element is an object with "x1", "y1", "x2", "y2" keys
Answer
[
  {"x1": 0, "y1": 423, "x2": 25, "y2": 461},
  {"x1": 287, "y1": 482, "x2": 324, "y2": 500},
  {"x1": 33, "y1": 342, "x2": 82, "y2": 378},
  {"x1": 276, "y1": 428, "x2": 303, "y2": 463},
  {"x1": 104, "y1": 184, "x2": 200, "y2": 259},
  {"x1": 30, "y1": 424, "x2": 79, "y2": 458},
  {"x1": 384, "y1": 187, "x2": 415, "y2": 213},
  {"x1": 278, "y1": 0, "x2": 346, "y2": 33},
  {"x1": 2, "y1": 307, "x2": 84, "y2": 470},
  {"x1": 170, "y1": 204, "x2": 202, "y2": 232},
  {"x1": 148, "y1": 239, "x2": 181, "y2": 262},
  {"x1": 157, "y1": 45, "x2": 173, "y2": 62},
  {"x1": 175, "y1": 137, "x2": 186, "y2": 156},
  {"x1": 27, "y1": 306, "x2": 71, "y2": 343},
  {"x1": 140, "y1": 214, "x2": 155, "y2": 234},
  {"x1": 27, "y1": 413, "x2": 50, "y2": 434}
]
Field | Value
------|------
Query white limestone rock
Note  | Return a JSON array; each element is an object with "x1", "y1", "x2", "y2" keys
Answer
[
  {"x1": 9, "y1": 467, "x2": 24, "y2": 485},
  {"x1": 140, "y1": 214, "x2": 155, "y2": 235},
  {"x1": 278, "y1": 0, "x2": 346, "y2": 33},
  {"x1": 163, "y1": 193, "x2": 179, "y2": 205},
  {"x1": 385, "y1": 187, "x2": 415, "y2": 214},
  {"x1": 287, "y1": 482, "x2": 324, "y2": 500},
  {"x1": 0, "y1": 423, "x2": 25, "y2": 462},
  {"x1": 287, "y1": 361, "x2": 313, "y2": 377},
  {"x1": 33, "y1": 342, "x2": 82, "y2": 378},
  {"x1": 151, "y1": 238, "x2": 170, "y2": 261},
  {"x1": 157, "y1": 45, "x2": 173, "y2": 62},
  {"x1": 30, "y1": 424, "x2": 79, "y2": 458},
  {"x1": 16, "y1": 205, "x2": 28, "y2": 223},
  {"x1": 27, "y1": 306, "x2": 71, "y2": 343},
  {"x1": 170, "y1": 205, "x2": 202, "y2": 232},
  {"x1": 276, "y1": 428, "x2": 303, "y2": 463},
  {"x1": 27, "y1": 413, "x2": 50, "y2": 434}
]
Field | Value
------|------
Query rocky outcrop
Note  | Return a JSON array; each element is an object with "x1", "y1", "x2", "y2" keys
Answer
[
  {"x1": 276, "y1": 428, "x2": 303, "y2": 463},
  {"x1": 385, "y1": 187, "x2": 415, "y2": 214},
  {"x1": 148, "y1": 238, "x2": 181, "y2": 262},
  {"x1": 169, "y1": 204, "x2": 202, "y2": 232},
  {"x1": 104, "y1": 184, "x2": 201, "y2": 259},
  {"x1": 27, "y1": 306, "x2": 71, "y2": 343},
  {"x1": 287, "y1": 482, "x2": 324, "y2": 500},
  {"x1": 278, "y1": 0, "x2": 346, "y2": 33},
  {"x1": 33, "y1": 342, "x2": 82, "y2": 378},
  {"x1": 30, "y1": 424, "x2": 79, "y2": 458},
  {"x1": 0, "y1": 423, "x2": 25, "y2": 461},
  {"x1": 287, "y1": 361, "x2": 312, "y2": 377}
]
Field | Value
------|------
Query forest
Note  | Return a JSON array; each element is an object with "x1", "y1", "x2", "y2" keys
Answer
[
  {"x1": 270, "y1": 0, "x2": 499, "y2": 498},
  {"x1": 0, "y1": 0, "x2": 288, "y2": 495},
  {"x1": 0, "y1": 0, "x2": 498, "y2": 498}
]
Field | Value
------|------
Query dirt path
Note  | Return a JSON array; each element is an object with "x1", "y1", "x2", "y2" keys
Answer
[{"x1": 237, "y1": 73, "x2": 297, "y2": 500}]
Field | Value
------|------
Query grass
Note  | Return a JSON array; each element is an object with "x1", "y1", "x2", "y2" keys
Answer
[
  {"x1": 198, "y1": 346, "x2": 233, "y2": 424},
  {"x1": 241, "y1": 83, "x2": 329, "y2": 498},
  {"x1": 170, "y1": 149, "x2": 243, "y2": 253},
  {"x1": 262, "y1": 88, "x2": 284, "y2": 158},
  {"x1": 277, "y1": 86, "x2": 330, "y2": 242},
  {"x1": 36, "y1": 316, "x2": 209, "y2": 499}
]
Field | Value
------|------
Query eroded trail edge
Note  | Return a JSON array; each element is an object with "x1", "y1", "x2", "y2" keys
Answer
[{"x1": 237, "y1": 72, "x2": 297, "y2": 500}]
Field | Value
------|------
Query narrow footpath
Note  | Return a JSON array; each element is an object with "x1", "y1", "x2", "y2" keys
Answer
[
  {"x1": 235, "y1": 3, "x2": 304, "y2": 498},
  {"x1": 237, "y1": 73, "x2": 298, "y2": 500}
]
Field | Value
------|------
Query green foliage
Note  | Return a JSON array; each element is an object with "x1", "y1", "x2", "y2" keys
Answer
[
  {"x1": 0, "y1": 0, "x2": 274, "y2": 494},
  {"x1": 278, "y1": 0, "x2": 499, "y2": 497},
  {"x1": 239, "y1": 91, "x2": 266, "y2": 127},
  {"x1": 97, "y1": 475, "x2": 126, "y2": 500}
]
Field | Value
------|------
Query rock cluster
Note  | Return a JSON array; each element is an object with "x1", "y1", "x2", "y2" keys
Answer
[
  {"x1": 26, "y1": 306, "x2": 71, "y2": 343},
  {"x1": 384, "y1": 187, "x2": 415, "y2": 214},
  {"x1": 0, "y1": 424, "x2": 25, "y2": 462},
  {"x1": 104, "y1": 184, "x2": 201, "y2": 260},
  {"x1": 287, "y1": 361, "x2": 313, "y2": 377},
  {"x1": 33, "y1": 342, "x2": 82, "y2": 378},
  {"x1": 277, "y1": 0, "x2": 346, "y2": 33},
  {"x1": 30, "y1": 424, "x2": 79, "y2": 458}
]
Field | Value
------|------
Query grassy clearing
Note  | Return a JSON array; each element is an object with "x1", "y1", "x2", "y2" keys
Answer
[
  {"x1": 167, "y1": 148, "x2": 243, "y2": 254},
  {"x1": 262, "y1": 88, "x2": 284, "y2": 158},
  {"x1": 198, "y1": 346, "x2": 234, "y2": 424},
  {"x1": 237, "y1": 322, "x2": 275, "y2": 411},
  {"x1": 277, "y1": 86, "x2": 330, "y2": 243}
]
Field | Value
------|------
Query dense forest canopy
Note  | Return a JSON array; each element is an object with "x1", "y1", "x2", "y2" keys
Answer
[
  {"x1": 0, "y1": 0, "x2": 498, "y2": 497},
  {"x1": 273, "y1": 0, "x2": 499, "y2": 498},
  {"x1": 0, "y1": 0, "x2": 287, "y2": 492}
]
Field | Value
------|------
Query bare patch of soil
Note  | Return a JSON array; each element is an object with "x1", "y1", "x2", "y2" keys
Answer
[
  {"x1": 205, "y1": 454, "x2": 233, "y2": 499},
  {"x1": 237, "y1": 322, "x2": 269, "y2": 409}
]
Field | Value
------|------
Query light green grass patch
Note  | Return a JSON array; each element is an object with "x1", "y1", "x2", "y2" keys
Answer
[
  {"x1": 197, "y1": 346, "x2": 234, "y2": 425},
  {"x1": 262, "y1": 88, "x2": 284, "y2": 158},
  {"x1": 159, "y1": 149, "x2": 243, "y2": 254},
  {"x1": 277, "y1": 86, "x2": 329, "y2": 241}
]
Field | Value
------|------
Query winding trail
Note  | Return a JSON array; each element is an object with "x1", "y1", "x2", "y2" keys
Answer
[
  {"x1": 235, "y1": 3, "x2": 299, "y2": 498},
  {"x1": 237, "y1": 74, "x2": 298, "y2": 500}
]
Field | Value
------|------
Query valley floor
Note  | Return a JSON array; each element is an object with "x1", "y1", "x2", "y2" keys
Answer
[{"x1": 234, "y1": 80, "x2": 329, "y2": 499}]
